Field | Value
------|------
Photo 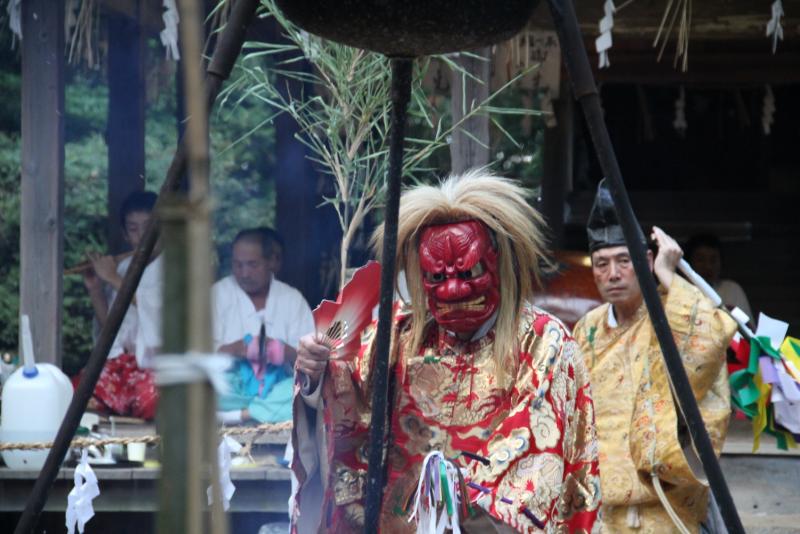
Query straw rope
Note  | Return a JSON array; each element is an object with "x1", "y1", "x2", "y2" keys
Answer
[{"x1": 0, "y1": 421, "x2": 293, "y2": 451}]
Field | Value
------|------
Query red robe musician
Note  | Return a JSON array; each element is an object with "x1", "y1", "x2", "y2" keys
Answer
[{"x1": 293, "y1": 172, "x2": 601, "y2": 533}]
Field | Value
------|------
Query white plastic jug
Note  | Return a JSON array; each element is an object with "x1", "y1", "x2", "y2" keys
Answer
[{"x1": 0, "y1": 315, "x2": 73, "y2": 470}]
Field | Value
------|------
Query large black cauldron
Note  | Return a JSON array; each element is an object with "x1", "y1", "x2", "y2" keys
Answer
[{"x1": 274, "y1": 0, "x2": 539, "y2": 56}]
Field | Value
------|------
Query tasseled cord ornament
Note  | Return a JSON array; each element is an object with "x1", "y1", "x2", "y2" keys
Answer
[
  {"x1": 406, "y1": 451, "x2": 546, "y2": 532},
  {"x1": 407, "y1": 451, "x2": 471, "y2": 534}
]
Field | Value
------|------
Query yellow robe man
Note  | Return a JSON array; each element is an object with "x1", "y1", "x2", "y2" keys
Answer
[
  {"x1": 575, "y1": 274, "x2": 736, "y2": 533},
  {"x1": 575, "y1": 179, "x2": 738, "y2": 533}
]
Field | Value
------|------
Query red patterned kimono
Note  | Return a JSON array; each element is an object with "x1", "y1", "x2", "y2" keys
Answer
[
  {"x1": 292, "y1": 304, "x2": 601, "y2": 533},
  {"x1": 72, "y1": 353, "x2": 158, "y2": 420}
]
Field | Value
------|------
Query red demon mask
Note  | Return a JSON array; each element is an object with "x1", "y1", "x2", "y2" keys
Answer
[{"x1": 418, "y1": 221, "x2": 499, "y2": 333}]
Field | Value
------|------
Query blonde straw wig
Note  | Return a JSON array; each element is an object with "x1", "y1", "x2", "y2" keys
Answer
[{"x1": 372, "y1": 170, "x2": 549, "y2": 385}]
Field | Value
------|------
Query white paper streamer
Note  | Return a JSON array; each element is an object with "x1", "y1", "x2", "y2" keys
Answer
[
  {"x1": 153, "y1": 352, "x2": 233, "y2": 394},
  {"x1": 673, "y1": 87, "x2": 687, "y2": 134},
  {"x1": 207, "y1": 435, "x2": 242, "y2": 511},
  {"x1": 755, "y1": 312, "x2": 789, "y2": 353},
  {"x1": 766, "y1": 1, "x2": 784, "y2": 54},
  {"x1": 6, "y1": 0, "x2": 21, "y2": 42},
  {"x1": 160, "y1": 0, "x2": 181, "y2": 61},
  {"x1": 595, "y1": 0, "x2": 615, "y2": 68},
  {"x1": 762, "y1": 85, "x2": 775, "y2": 135},
  {"x1": 771, "y1": 387, "x2": 800, "y2": 434},
  {"x1": 66, "y1": 450, "x2": 100, "y2": 534}
]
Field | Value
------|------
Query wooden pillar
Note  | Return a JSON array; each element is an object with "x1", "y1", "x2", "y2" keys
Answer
[
  {"x1": 274, "y1": 100, "x2": 320, "y2": 300},
  {"x1": 106, "y1": 7, "x2": 146, "y2": 253},
  {"x1": 271, "y1": 20, "x2": 321, "y2": 302},
  {"x1": 541, "y1": 79, "x2": 574, "y2": 249},
  {"x1": 450, "y1": 48, "x2": 491, "y2": 173},
  {"x1": 20, "y1": 0, "x2": 65, "y2": 365}
]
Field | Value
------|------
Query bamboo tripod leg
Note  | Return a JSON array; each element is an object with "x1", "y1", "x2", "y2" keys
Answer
[{"x1": 362, "y1": 58, "x2": 414, "y2": 531}]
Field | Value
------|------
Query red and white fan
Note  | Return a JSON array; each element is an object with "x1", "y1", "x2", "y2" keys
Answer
[{"x1": 313, "y1": 261, "x2": 382, "y2": 359}]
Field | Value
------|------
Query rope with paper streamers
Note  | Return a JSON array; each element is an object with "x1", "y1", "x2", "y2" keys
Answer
[{"x1": 0, "y1": 421, "x2": 293, "y2": 451}]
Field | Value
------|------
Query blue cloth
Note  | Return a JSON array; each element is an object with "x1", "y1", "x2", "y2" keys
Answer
[{"x1": 218, "y1": 359, "x2": 293, "y2": 423}]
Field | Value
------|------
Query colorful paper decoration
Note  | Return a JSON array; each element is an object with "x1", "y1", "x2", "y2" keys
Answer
[{"x1": 729, "y1": 313, "x2": 799, "y2": 451}]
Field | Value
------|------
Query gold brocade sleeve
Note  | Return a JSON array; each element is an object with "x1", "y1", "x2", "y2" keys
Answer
[
  {"x1": 663, "y1": 276, "x2": 738, "y2": 401},
  {"x1": 629, "y1": 276, "x2": 737, "y2": 487}
]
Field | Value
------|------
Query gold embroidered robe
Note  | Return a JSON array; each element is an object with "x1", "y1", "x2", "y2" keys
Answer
[
  {"x1": 573, "y1": 276, "x2": 737, "y2": 533},
  {"x1": 292, "y1": 304, "x2": 601, "y2": 533}
]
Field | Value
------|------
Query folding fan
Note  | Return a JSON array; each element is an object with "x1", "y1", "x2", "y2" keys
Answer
[{"x1": 313, "y1": 260, "x2": 382, "y2": 359}]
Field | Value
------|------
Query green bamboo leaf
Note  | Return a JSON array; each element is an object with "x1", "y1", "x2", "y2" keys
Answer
[
  {"x1": 490, "y1": 116, "x2": 522, "y2": 149},
  {"x1": 481, "y1": 106, "x2": 544, "y2": 116}
]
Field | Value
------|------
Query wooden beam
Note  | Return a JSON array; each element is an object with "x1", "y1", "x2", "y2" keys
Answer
[
  {"x1": 20, "y1": 0, "x2": 65, "y2": 366},
  {"x1": 106, "y1": 9, "x2": 146, "y2": 254},
  {"x1": 450, "y1": 48, "x2": 491, "y2": 173},
  {"x1": 595, "y1": 51, "x2": 800, "y2": 85}
]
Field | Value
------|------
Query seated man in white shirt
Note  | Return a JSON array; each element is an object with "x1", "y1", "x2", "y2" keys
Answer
[{"x1": 213, "y1": 227, "x2": 314, "y2": 424}]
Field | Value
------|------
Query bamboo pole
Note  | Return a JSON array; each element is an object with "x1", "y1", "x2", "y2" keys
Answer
[
  {"x1": 14, "y1": 1, "x2": 260, "y2": 531},
  {"x1": 156, "y1": 0, "x2": 225, "y2": 532}
]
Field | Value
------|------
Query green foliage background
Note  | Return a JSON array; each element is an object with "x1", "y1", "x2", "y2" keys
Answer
[{"x1": 0, "y1": 41, "x2": 277, "y2": 374}]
